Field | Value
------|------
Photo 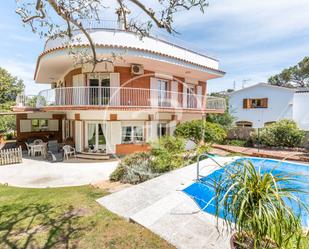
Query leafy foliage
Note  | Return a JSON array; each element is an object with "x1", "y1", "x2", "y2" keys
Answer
[
  {"x1": 206, "y1": 112, "x2": 235, "y2": 130},
  {"x1": 251, "y1": 119, "x2": 305, "y2": 148},
  {"x1": 0, "y1": 115, "x2": 16, "y2": 134},
  {"x1": 110, "y1": 152, "x2": 158, "y2": 184},
  {"x1": 268, "y1": 57, "x2": 309, "y2": 88},
  {"x1": 110, "y1": 136, "x2": 186, "y2": 184},
  {"x1": 174, "y1": 120, "x2": 227, "y2": 144},
  {"x1": 151, "y1": 136, "x2": 186, "y2": 172},
  {"x1": 207, "y1": 92, "x2": 235, "y2": 130},
  {"x1": 0, "y1": 67, "x2": 24, "y2": 104},
  {"x1": 213, "y1": 160, "x2": 308, "y2": 248}
]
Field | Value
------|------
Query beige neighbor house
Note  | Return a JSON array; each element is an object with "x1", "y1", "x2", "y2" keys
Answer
[{"x1": 13, "y1": 21, "x2": 226, "y2": 156}]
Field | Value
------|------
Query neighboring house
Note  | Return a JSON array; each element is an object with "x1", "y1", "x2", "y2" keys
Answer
[
  {"x1": 229, "y1": 83, "x2": 309, "y2": 130},
  {"x1": 13, "y1": 21, "x2": 226, "y2": 155}
]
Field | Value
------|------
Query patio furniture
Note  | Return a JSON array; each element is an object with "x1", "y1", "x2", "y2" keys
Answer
[
  {"x1": 47, "y1": 140, "x2": 63, "y2": 162},
  {"x1": 63, "y1": 145, "x2": 76, "y2": 160},
  {"x1": 33, "y1": 139, "x2": 43, "y2": 145},
  {"x1": 25, "y1": 142, "x2": 32, "y2": 156},
  {"x1": 32, "y1": 144, "x2": 43, "y2": 156}
]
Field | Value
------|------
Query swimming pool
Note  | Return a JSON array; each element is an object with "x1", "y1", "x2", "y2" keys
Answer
[{"x1": 183, "y1": 157, "x2": 309, "y2": 227}]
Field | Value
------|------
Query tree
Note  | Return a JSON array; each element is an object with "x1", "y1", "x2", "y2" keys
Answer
[
  {"x1": 16, "y1": 0, "x2": 208, "y2": 69},
  {"x1": 0, "y1": 67, "x2": 24, "y2": 105},
  {"x1": 174, "y1": 120, "x2": 226, "y2": 144},
  {"x1": 207, "y1": 92, "x2": 235, "y2": 130},
  {"x1": 268, "y1": 57, "x2": 309, "y2": 88}
]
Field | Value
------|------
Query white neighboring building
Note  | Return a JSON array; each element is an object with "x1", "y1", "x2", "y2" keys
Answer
[{"x1": 229, "y1": 83, "x2": 309, "y2": 130}]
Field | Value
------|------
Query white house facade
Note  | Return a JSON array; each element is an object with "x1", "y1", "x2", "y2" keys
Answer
[
  {"x1": 229, "y1": 83, "x2": 309, "y2": 130},
  {"x1": 13, "y1": 21, "x2": 226, "y2": 156}
]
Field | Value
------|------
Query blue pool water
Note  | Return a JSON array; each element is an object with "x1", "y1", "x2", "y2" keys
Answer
[{"x1": 183, "y1": 157, "x2": 309, "y2": 227}]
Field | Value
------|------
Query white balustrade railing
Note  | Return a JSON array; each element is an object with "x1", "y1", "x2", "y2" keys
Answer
[
  {"x1": 15, "y1": 94, "x2": 38, "y2": 108},
  {"x1": 22, "y1": 86, "x2": 225, "y2": 111}
]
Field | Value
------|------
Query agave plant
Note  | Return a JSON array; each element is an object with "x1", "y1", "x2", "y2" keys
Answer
[{"x1": 212, "y1": 160, "x2": 308, "y2": 249}]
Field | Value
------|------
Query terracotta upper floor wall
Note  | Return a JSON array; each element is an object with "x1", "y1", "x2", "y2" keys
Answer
[{"x1": 62, "y1": 66, "x2": 207, "y2": 96}]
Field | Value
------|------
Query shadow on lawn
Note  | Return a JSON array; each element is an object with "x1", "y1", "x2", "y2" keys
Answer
[{"x1": 0, "y1": 203, "x2": 90, "y2": 249}]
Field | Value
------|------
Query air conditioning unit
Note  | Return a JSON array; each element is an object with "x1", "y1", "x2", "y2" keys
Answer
[{"x1": 131, "y1": 64, "x2": 144, "y2": 75}]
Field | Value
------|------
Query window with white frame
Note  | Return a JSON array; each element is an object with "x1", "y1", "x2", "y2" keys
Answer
[{"x1": 121, "y1": 126, "x2": 144, "y2": 143}]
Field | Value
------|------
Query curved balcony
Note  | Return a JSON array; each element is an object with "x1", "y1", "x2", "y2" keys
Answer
[{"x1": 32, "y1": 87, "x2": 225, "y2": 112}]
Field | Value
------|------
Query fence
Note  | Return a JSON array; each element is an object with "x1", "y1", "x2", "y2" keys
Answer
[{"x1": 0, "y1": 147, "x2": 23, "y2": 165}]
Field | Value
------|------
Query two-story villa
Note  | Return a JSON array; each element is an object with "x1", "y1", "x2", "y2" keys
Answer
[{"x1": 13, "y1": 22, "x2": 226, "y2": 156}]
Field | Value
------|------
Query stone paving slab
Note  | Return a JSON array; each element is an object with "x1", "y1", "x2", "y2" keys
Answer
[
  {"x1": 97, "y1": 157, "x2": 235, "y2": 249},
  {"x1": 0, "y1": 157, "x2": 118, "y2": 188}
]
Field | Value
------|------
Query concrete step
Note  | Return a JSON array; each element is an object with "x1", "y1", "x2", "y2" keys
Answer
[{"x1": 76, "y1": 152, "x2": 110, "y2": 160}]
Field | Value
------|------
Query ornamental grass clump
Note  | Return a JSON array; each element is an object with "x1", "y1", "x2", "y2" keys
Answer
[{"x1": 213, "y1": 160, "x2": 308, "y2": 249}]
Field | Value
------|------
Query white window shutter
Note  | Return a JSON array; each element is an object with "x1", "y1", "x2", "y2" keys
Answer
[
  {"x1": 171, "y1": 81, "x2": 178, "y2": 108},
  {"x1": 150, "y1": 77, "x2": 158, "y2": 107},
  {"x1": 20, "y1": 120, "x2": 31, "y2": 132},
  {"x1": 48, "y1": 120, "x2": 59, "y2": 131},
  {"x1": 183, "y1": 84, "x2": 187, "y2": 108},
  {"x1": 196, "y1": 85, "x2": 202, "y2": 109},
  {"x1": 110, "y1": 73, "x2": 120, "y2": 106}
]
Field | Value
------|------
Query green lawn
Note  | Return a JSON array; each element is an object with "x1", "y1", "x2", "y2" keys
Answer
[{"x1": 0, "y1": 185, "x2": 174, "y2": 249}]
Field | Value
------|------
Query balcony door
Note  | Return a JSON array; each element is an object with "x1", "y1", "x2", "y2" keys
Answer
[
  {"x1": 186, "y1": 85, "x2": 196, "y2": 108},
  {"x1": 88, "y1": 73, "x2": 110, "y2": 105},
  {"x1": 87, "y1": 122, "x2": 106, "y2": 152},
  {"x1": 158, "y1": 79, "x2": 168, "y2": 107}
]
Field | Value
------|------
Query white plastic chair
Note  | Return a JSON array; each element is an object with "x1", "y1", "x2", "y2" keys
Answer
[
  {"x1": 33, "y1": 139, "x2": 43, "y2": 145},
  {"x1": 25, "y1": 142, "x2": 32, "y2": 156},
  {"x1": 63, "y1": 145, "x2": 76, "y2": 160}
]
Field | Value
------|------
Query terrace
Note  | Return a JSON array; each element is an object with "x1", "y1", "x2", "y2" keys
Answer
[{"x1": 14, "y1": 88, "x2": 226, "y2": 113}]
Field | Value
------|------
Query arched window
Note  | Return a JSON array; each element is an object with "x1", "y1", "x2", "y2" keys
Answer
[{"x1": 236, "y1": 121, "x2": 253, "y2": 128}]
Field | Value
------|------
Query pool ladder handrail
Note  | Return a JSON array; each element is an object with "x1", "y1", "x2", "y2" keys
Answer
[{"x1": 196, "y1": 153, "x2": 224, "y2": 181}]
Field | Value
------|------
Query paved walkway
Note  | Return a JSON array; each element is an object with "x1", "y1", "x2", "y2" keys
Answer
[
  {"x1": 213, "y1": 144, "x2": 309, "y2": 162},
  {"x1": 97, "y1": 157, "x2": 236, "y2": 249},
  {"x1": 0, "y1": 157, "x2": 118, "y2": 188}
]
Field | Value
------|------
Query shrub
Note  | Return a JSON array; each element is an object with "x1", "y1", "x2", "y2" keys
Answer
[
  {"x1": 225, "y1": 139, "x2": 247, "y2": 147},
  {"x1": 110, "y1": 152, "x2": 159, "y2": 184},
  {"x1": 251, "y1": 119, "x2": 304, "y2": 148},
  {"x1": 174, "y1": 120, "x2": 226, "y2": 144},
  {"x1": 151, "y1": 136, "x2": 186, "y2": 172}
]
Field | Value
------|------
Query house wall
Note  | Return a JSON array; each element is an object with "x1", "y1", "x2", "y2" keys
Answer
[
  {"x1": 229, "y1": 85, "x2": 294, "y2": 128},
  {"x1": 16, "y1": 113, "x2": 64, "y2": 148},
  {"x1": 293, "y1": 92, "x2": 309, "y2": 130},
  {"x1": 62, "y1": 66, "x2": 207, "y2": 96}
]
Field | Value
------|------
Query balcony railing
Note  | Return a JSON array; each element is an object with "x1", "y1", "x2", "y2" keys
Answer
[
  {"x1": 16, "y1": 87, "x2": 226, "y2": 111},
  {"x1": 15, "y1": 94, "x2": 38, "y2": 109}
]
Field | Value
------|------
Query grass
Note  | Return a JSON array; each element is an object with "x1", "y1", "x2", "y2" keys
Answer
[{"x1": 0, "y1": 185, "x2": 174, "y2": 249}]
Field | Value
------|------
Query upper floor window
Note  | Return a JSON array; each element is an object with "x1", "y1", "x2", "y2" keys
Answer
[{"x1": 243, "y1": 98, "x2": 268, "y2": 109}]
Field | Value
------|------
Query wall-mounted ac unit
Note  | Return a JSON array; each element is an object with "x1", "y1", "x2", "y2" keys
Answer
[{"x1": 131, "y1": 64, "x2": 144, "y2": 75}]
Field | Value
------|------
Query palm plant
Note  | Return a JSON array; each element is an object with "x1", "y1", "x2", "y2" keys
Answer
[{"x1": 212, "y1": 160, "x2": 308, "y2": 249}]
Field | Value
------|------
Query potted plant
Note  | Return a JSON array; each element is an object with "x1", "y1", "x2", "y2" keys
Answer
[{"x1": 212, "y1": 160, "x2": 308, "y2": 249}]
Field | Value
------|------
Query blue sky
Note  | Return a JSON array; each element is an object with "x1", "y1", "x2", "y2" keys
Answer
[{"x1": 1, "y1": 0, "x2": 309, "y2": 94}]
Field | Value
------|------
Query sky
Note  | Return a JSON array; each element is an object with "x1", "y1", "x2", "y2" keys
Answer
[{"x1": 1, "y1": 0, "x2": 309, "y2": 94}]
